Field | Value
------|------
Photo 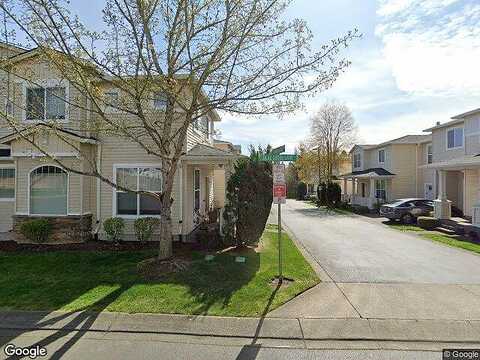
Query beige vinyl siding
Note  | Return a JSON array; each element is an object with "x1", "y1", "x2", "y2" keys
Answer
[
  {"x1": 0, "y1": 202, "x2": 14, "y2": 232},
  {"x1": 97, "y1": 135, "x2": 182, "y2": 240},
  {"x1": 11, "y1": 134, "x2": 79, "y2": 156},
  {"x1": 15, "y1": 157, "x2": 83, "y2": 214},
  {"x1": 464, "y1": 169, "x2": 479, "y2": 217},
  {"x1": 432, "y1": 125, "x2": 465, "y2": 162},
  {"x1": 186, "y1": 126, "x2": 208, "y2": 151},
  {"x1": 213, "y1": 169, "x2": 226, "y2": 208},
  {"x1": 390, "y1": 144, "x2": 418, "y2": 199}
]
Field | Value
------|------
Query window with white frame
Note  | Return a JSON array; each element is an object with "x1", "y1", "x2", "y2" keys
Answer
[
  {"x1": 353, "y1": 153, "x2": 361, "y2": 168},
  {"x1": 115, "y1": 167, "x2": 162, "y2": 216},
  {"x1": 378, "y1": 149, "x2": 385, "y2": 163},
  {"x1": 447, "y1": 127, "x2": 464, "y2": 149},
  {"x1": 26, "y1": 86, "x2": 66, "y2": 121},
  {"x1": 153, "y1": 92, "x2": 168, "y2": 110},
  {"x1": 193, "y1": 116, "x2": 209, "y2": 135},
  {"x1": 30, "y1": 166, "x2": 67, "y2": 215},
  {"x1": 194, "y1": 169, "x2": 200, "y2": 212},
  {"x1": 5, "y1": 99, "x2": 14, "y2": 116},
  {"x1": 375, "y1": 179, "x2": 386, "y2": 200},
  {"x1": 427, "y1": 144, "x2": 433, "y2": 164},
  {"x1": 0, "y1": 168, "x2": 15, "y2": 200},
  {"x1": 0, "y1": 146, "x2": 11, "y2": 158}
]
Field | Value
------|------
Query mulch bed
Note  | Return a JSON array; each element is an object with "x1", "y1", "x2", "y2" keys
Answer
[
  {"x1": 137, "y1": 257, "x2": 193, "y2": 280},
  {"x1": 0, "y1": 240, "x2": 195, "y2": 253}
]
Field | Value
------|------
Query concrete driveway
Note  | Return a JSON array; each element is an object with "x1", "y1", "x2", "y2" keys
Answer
[{"x1": 268, "y1": 200, "x2": 480, "y2": 321}]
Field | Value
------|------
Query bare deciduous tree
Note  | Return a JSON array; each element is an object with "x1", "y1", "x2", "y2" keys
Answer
[
  {"x1": 309, "y1": 101, "x2": 356, "y2": 183},
  {"x1": 0, "y1": 0, "x2": 359, "y2": 259}
]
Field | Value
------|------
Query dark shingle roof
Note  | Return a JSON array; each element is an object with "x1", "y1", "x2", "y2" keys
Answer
[{"x1": 340, "y1": 168, "x2": 395, "y2": 178}]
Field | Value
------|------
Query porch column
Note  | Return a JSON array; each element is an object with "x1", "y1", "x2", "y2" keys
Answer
[
  {"x1": 434, "y1": 169, "x2": 451, "y2": 220},
  {"x1": 343, "y1": 178, "x2": 348, "y2": 202},
  {"x1": 369, "y1": 178, "x2": 376, "y2": 209}
]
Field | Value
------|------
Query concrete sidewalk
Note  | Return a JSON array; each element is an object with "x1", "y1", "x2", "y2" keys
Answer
[{"x1": 1, "y1": 311, "x2": 480, "y2": 344}]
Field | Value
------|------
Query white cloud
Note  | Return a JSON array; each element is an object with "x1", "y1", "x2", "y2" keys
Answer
[{"x1": 376, "y1": 0, "x2": 480, "y2": 96}]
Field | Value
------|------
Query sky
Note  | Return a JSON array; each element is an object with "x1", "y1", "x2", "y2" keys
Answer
[
  {"x1": 216, "y1": 0, "x2": 480, "y2": 153},
  {"x1": 16, "y1": 0, "x2": 480, "y2": 154}
]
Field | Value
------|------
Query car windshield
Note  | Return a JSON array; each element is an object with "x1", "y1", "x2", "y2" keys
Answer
[{"x1": 387, "y1": 200, "x2": 408, "y2": 207}]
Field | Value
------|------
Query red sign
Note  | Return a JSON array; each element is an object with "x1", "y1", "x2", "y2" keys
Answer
[{"x1": 273, "y1": 184, "x2": 286, "y2": 204}]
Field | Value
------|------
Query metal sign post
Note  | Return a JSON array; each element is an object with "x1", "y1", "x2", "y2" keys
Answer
[{"x1": 272, "y1": 163, "x2": 286, "y2": 283}]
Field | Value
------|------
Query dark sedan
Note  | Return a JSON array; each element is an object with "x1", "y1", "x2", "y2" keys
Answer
[{"x1": 380, "y1": 198, "x2": 434, "y2": 224}]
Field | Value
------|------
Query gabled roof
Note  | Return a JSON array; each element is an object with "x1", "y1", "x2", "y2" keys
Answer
[
  {"x1": 349, "y1": 135, "x2": 431, "y2": 154},
  {"x1": 340, "y1": 167, "x2": 395, "y2": 179},
  {"x1": 0, "y1": 124, "x2": 98, "y2": 145},
  {"x1": 423, "y1": 118, "x2": 464, "y2": 132},
  {"x1": 184, "y1": 143, "x2": 237, "y2": 158},
  {"x1": 451, "y1": 108, "x2": 480, "y2": 120}
]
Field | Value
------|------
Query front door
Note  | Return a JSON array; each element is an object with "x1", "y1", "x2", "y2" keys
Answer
[{"x1": 424, "y1": 183, "x2": 434, "y2": 200}]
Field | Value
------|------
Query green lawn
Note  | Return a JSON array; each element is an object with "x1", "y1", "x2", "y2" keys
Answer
[
  {"x1": 0, "y1": 225, "x2": 319, "y2": 317},
  {"x1": 385, "y1": 221, "x2": 480, "y2": 255}
]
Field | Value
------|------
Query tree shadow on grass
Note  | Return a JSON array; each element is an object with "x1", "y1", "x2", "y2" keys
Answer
[{"x1": 0, "y1": 246, "x2": 261, "y2": 358}]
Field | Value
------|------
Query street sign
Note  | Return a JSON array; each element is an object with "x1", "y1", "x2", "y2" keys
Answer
[
  {"x1": 273, "y1": 184, "x2": 287, "y2": 204},
  {"x1": 260, "y1": 154, "x2": 298, "y2": 162},
  {"x1": 272, "y1": 164, "x2": 286, "y2": 185},
  {"x1": 271, "y1": 145, "x2": 286, "y2": 155}
]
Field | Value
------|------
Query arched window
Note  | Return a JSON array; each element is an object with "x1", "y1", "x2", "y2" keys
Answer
[{"x1": 30, "y1": 166, "x2": 68, "y2": 215}]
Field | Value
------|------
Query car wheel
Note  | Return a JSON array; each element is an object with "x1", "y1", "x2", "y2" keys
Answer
[{"x1": 401, "y1": 213, "x2": 415, "y2": 224}]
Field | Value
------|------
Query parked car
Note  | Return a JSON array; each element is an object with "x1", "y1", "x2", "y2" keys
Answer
[{"x1": 380, "y1": 198, "x2": 434, "y2": 224}]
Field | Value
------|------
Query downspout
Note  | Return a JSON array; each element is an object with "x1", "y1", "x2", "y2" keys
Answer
[{"x1": 93, "y1": 142, "x2": 102, "y2": 239}]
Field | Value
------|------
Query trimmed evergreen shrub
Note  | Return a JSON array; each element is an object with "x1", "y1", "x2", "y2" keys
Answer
[
  {"x1": 296, "y1": 182, "x2": 307, "y2": 200},
  {"x1": 134, "y1": 217, "x2": 160, "y2": 243},
  {"x1": 417, "y1": 216, "x2": 440, "y2": 230},
  {"x1": 103, "y1": 217, "x2": 125, "y2": 242},
  {"x1": 223, "y1": 146, "x2": 273, "y2": 247},
  {"x1": 326, "y1": 182, "x2": 341, "y2": 205},
  {"x1": 19, "y1": 219, "x2": 52, "y2": 243}
]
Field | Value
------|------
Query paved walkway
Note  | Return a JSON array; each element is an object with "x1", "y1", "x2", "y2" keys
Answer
[{"x1": 268, "y1": 200, "x2": 480, "y2": 322}]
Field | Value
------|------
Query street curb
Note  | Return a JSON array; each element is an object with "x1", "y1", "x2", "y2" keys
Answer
[{"x1": 1, "y1": 311, "x2": 480, "y2": 344}]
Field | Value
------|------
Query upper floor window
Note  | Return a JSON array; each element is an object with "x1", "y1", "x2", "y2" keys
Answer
[
  {"x1": 153, "y1": 92, "x2": 168, "y2": 110},
  {"x1": 378, "y1": 149, "x2": 385, "y2": 164},
  {"x1": 5, "y1": 99, "x2": 14, "y2": 116},
  {"x1": 193, "y1": 116, "x2": 209, "y2": 135},
  {"x1": 0, "y1": 147, "x2": 11, "y2": 158},
  {"x1": 427, "y1": 144, "x2": 433, "y2": 164},
  {"x1": 447, "y1": 127, "x2": 463, "y2": 149},
  {"x1": 104, "y1": 91, "x2": 120, "y2": 112},
  {"x1": 353, "y1": 153, "x2": 361, "y2": 168},
  {"x1": 26, "y1": 86, "x2": 66, "y2": 121}
]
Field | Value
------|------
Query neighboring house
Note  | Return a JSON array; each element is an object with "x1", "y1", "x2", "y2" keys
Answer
[
  {"x1": 340, "y1": 135, "x2": 433, "y2": 209},
  {"x1": 304, "y1": 155, "x2": 352, "y2": 197},
  {"x1": 0, "y1": 41, "x2": 240, "y2": 241},
  {"x1": 421, "y1": 108, "x2": 480, "y2": 226}
]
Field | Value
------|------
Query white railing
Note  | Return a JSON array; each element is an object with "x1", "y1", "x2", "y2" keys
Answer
[{"x1": 473, "y1": 205, "x2": 480, "y2": 228}]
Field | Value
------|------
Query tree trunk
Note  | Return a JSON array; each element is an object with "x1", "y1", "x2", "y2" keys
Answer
[{"x1": 158, "y1": 203, "x2": 173, "y2": 260}]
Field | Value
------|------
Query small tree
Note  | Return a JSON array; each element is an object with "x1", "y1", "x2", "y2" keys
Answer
[
  {"x1": 296, "y1": 182, "x2": 307, "y2": 200},
  {"x1": 286, "y1": 162, "x2": 299, "y2": 199},
  {"x1": 223, "y1": 146, "x2": 272, "y2": 247}
]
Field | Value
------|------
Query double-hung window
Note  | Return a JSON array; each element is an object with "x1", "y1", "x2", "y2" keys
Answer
[
  {"x1": 153, "y1": 92, "x2": 168, "y2": 110},
  {"x1": 447, "y1": 127, "x2": 463, "y2": 149},
  {"x1": 193, "y1": 169, "x2": 201, "y2": 212},
  {"x1": 26, "y1": 86, "x2": 66, "y2": 121},
  {"x1": 427, "y1": 144, "x2": 433, "y2": 164},
  {"x1": 378, "y1": 149, "x2": 385, "y2": 164},
  {"x1": 353, "y1": 153, "x2": 361, "y2": 168},
  {"x1": 193, "y1": 116, "x2": 209, "y2": 135},
  {"x1": 5, "y1": 99, "x2": 14, "y2": 116},
  {"x1": 116, "y1": 167, "x2": 162, "y2": 216},
  {"x1": 375, "y1": 180, "x2": 386, "y2": 200},
  {"x1": 0, "y1": 168, "x2": 15, "y2": 201}
]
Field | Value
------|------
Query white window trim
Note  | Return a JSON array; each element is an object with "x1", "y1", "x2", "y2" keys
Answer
[
  {"x1": 426, "y1": 143, "x2": 433, "y2": 164},
  {"x1": 446, "y1": 126, "x2": 464, "y2": 151},
  {"x1": 22, "y1": 79, "x2": 70, "y2": 124},
  {"x1": 193, "y1": 168, "x2": 201, "y2": 213},
  {"x1": 353, "y1": 152, "x2": 362, "y2": 169},
  {"x1": 151, "y1": 91, "x2": 168, "y2": 111},
  {"x1": 104, "y1": 89, "x2": 122, "y2": 114},
  {"x1": 27, "y1": 164, "x2": 70, "y2": 216},
  {"x1": 192, "y1": 115, "x2": 210, "y2": 137},
  {"x1": 112, "y1": 163, "x2": 163, "y2": 219},
  {"x1": 375, "y1": 179, "x2": 386, "y2": 199},
  {"x1": 378, "y1": 148, "x2": 386, "y2": 164},
  {"x1": 4, "y1": 97, "x2": 14, "y2": 117},
  {"x1": 0, "y1": 164, "x2": 16, "y2": 202}
]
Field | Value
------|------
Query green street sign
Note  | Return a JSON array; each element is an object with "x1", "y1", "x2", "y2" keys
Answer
[
  {"x1": 271, "y1": 145, "x2": 286, "y2": 155},
  {"x1": 259, "y1": 154, "x2": 298, "y2": 162}
]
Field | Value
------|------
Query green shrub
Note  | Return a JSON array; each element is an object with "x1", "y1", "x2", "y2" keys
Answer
[
  {"x1": 326, "y1": 182, "x2": 342, "y2": 205},
  {"x1": 417, "y1": 216, "x2": 440, "y2": 230},
  {"x1": 296, "y1": 182, "x2": 307, "y2": 200},
  {"x1": 134, "y1": 217, "x2": 160, "y2": 243},
  {"x1": 353, "y1": 205, "x2": 370, "y2": 214},
  {"x1": 103, "y1": 217, "x2": 125, "y2": 242},
  {"x1": 19, "y1": 219, "x2": 52, "y2": 243},
  {"x1": 223, "y1": 145, "x2": 273, "y2": 247}
]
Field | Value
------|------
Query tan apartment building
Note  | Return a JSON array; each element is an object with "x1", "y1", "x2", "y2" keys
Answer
[
  {"x1": 340, "y1": 135, "x2": 434, "y2": 209},
  {"x1": 0, "y1": 42, "x2": 240, "y2": 241}
]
